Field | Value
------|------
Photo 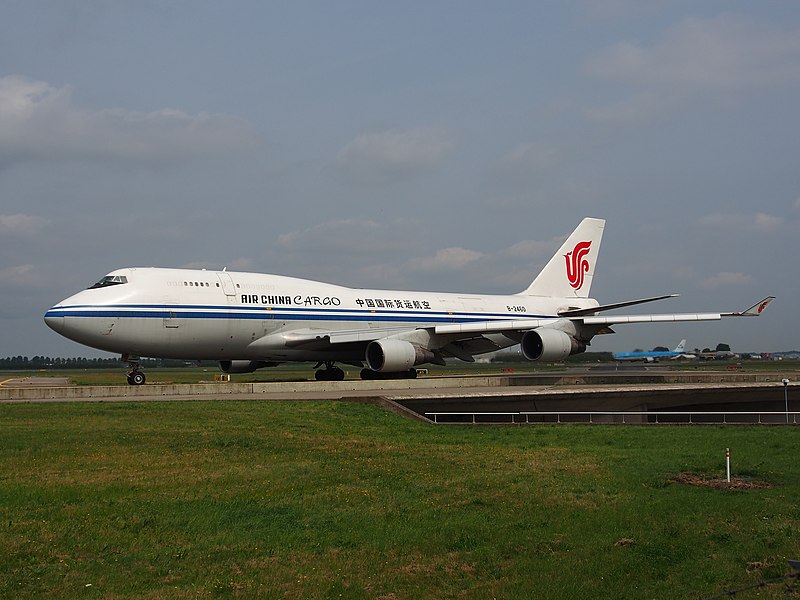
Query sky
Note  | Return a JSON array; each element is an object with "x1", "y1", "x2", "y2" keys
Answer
[{"x1": 1, "y1": 1, "x2": 799, "y2": 358}]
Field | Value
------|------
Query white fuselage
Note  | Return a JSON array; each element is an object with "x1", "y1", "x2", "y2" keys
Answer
[{"x1": 44, "y1": 267, "x2": 598, "y2": 362}]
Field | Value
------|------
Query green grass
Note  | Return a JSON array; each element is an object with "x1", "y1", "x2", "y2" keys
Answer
[{"x1": 1, "y1": 401, "x2": 799, "y2": 598}]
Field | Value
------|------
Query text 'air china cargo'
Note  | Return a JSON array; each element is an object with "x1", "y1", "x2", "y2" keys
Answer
[{"x1": 44, "y1": 218, "x2": 774, "y2": 385}]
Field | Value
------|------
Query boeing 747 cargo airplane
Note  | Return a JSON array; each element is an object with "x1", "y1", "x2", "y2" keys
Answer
[{"x1": 44, "y1": 218, "x2": 774, "y2": 384}]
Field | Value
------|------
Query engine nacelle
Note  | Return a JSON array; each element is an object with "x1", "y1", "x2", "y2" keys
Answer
[
  {"x1": 365, "y1": 339, "x2": 435, "y2": 372},
  {"x1": 219, "y1": 360, "x2": 274, "y2": 374},
  {"x1": 520, "y1": 328, "x2": 586, "y2": 361}
]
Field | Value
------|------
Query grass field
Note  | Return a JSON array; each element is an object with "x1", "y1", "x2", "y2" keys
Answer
[{"x1": 2, "y1": 400, "x2": 799, "y2": 599}]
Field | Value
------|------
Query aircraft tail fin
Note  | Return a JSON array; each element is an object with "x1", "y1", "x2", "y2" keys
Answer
[
  {"x1": 520, "y1": 217, "x2": 605, "y2": 298},
  {"x1": 674, "y1": 339, "x2": 687, "y2": 353}
]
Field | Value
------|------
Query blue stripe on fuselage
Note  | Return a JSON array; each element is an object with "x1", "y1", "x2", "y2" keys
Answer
[
  {"x1": 44, "y1": 305, "x2": 556, "y2": 324},
  {"x1": 46, "y1": 303, "x2": 548, "y2": 319}
]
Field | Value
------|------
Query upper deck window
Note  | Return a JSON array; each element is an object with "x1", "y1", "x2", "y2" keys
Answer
[{"x1": 88, "y1": 275, "x2": 128, "y2": 289}]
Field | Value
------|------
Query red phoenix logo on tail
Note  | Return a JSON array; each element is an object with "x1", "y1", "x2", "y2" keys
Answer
[{"x1": 565, "y1": 240, "x2": 592, "y2": 290}]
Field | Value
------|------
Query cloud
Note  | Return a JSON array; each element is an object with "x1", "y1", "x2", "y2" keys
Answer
[
  {"x1": 180, "y1": 257, "x2": 255, "y2": 272},
  {"x1": 699, "y1": 271, "x2": 754, "y2": 289},
  {"x1": 276, "y1": 219, "x2": 386, "y2": 254},
  {"x1": 587, "y1": 15, "x2": 800, "y2": 88},
  {"x1": 583, "y1": 91, "x2": 680, "y2": 124},
  {"x1": 0, "y1": 264, "x2": 40, "y2": 288},
  {"x1": 270, "y1": 219, "x2": 423, "y2": 285},
  {"x1": 266, "y1": 218, "x2": 564, "y2": 293},
  {"x1": 496, "y1": 142, "x2": 559, "y2": 172},
  {"x1": 405, "y1": 247, "x2": 484, "y2": 272},
  {"x1": 0, "y1": 214, "x2": 48, "y2": 236},
  {"x1": 336, "y1": 127, "x2": 454, "y2": 184},
  {"x1": 500, "y1": 237, "x2": 566, "y2": 261},
  {"x1": 0, "y1": 75, "x2": 259, "y2": 167},
  {"x1": 697, "y1": 212, "x2": 783, "y2": 233},
  {"x1": 584, "y1": 15, "x2": 800, "y2": 121}
]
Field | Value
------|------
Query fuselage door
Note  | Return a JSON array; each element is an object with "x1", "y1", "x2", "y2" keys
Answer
[
  {"x1": 163, "y1": 311, "x2": 180, "y2": 329},
  {"x1": 217, "y1": 272, "x2": 236, "y2": 296}
]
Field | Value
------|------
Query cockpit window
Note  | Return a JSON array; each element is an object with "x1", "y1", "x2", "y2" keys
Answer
[{"x1": 88, "y1": 275, "x2": 128, "y2": 289}]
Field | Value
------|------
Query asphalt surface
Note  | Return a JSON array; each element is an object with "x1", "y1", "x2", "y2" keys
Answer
[{"x1": 0, "y1": 376, "x2": 71, "y2": 387}]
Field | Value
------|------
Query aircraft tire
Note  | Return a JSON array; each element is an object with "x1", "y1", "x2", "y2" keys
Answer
[{"x1": 129, "y1": 371, "x2": 146, "y2": 385}]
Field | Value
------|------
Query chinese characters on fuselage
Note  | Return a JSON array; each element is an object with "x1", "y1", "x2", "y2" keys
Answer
[
  {"x1": 240, "y1": 294, "x2": 433, "y2": 310},
  {"x1": 355, "y1": 298, "x2": 431, "y2": 310}
]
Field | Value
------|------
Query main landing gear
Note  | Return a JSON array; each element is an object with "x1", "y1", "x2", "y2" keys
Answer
[
  {"x1": 314, "y1": 362, "x2": 346, "y2": 381},
  {"x1": 122, "y1": 355, "x2": 146, "y2": 385},
  {"x1": 313, "y1": 363, "x2": 418, "y2": 381}
]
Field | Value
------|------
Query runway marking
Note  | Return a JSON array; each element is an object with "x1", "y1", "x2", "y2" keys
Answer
[{"x1": 0, "y1": 378, "x2": 18, "y2": 387}]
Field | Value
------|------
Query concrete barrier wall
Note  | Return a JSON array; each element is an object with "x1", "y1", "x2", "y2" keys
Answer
[
  {"x1": 0, "y1": 376, "x2": 502, "y2": 401},
  {"x1": 0, "y1": 382, "x2": 256, "y2": 401},
  {"x1": 1, "y1": 372, "x2": 791, "y2": 402},
  {"x1": 251, "y1": 376, "x2": 500, "y2": 395}
]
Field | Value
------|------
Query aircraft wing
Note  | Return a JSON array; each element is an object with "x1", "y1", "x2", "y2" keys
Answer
[
  {"x1": 558, "y1": 294, "x2": 678, "y2": 317},
  {"x1": 431, "y1": 311, "x2": 715, "y2": 340},
  {"x1": 437, "y1": 296, "x2": 774, "y2": 334},
  {"x1": 248, "y1": 297, "x2": 774, "y2": 357},
  {"x1": 581, "y1": 313, "x2": 722, "y2": 326},
  {"x1": 259, "y1": 326, "x2": 416, "y2": 349},
  {"x1": 434, "y1": 319, "x2": 551, "y2": 335},
  {"x1": 722, "y1": 296, "x2": 775, "y2": 317}
]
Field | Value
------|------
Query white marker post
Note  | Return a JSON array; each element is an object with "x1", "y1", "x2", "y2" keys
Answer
[
  {"x1": 782, "y1": 379, "x2": 790, "y2": 424},
  {"x1": 726, "y1": 448, "x2": 731, "y2": 483}
]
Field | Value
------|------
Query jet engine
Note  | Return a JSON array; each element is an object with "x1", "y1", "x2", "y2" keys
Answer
[
  {"x1": 520, "y1": 328, "x2": 586, "y2": 361},
  {"x1": 219, "y1": 360, "x2": 276, "y2": 374},
  {"x1": 365, "y1": 339, "x2": 436, "y2": 372}
]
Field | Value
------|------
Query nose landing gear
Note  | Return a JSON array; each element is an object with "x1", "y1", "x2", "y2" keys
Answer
[{"x1": 127, "y1": 370, "x2": 146, "y2": 385}]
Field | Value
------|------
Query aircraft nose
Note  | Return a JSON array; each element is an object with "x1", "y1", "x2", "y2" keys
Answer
[{"x1": 44, "y1": 309, "x2": 65, "y2": 334}]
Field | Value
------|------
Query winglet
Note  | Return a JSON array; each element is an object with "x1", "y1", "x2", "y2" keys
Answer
[{"x1": 723, "y1": 296, "x2": 775, "y2": 317}]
